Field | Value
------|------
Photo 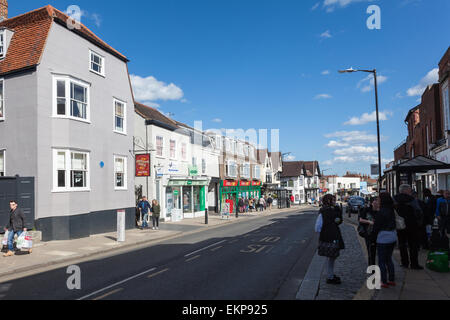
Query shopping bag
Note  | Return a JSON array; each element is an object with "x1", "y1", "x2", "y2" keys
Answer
[
  {"x1": 426, "y1": 251, "x2": 450, "y2": 273},
  {"x1": 22, "y1": 232, "x2": 33, "y2": 249},
  {"x1": 16, "y1": 232, "x2": 26, "y2": 250},
  {"x1": 2, "y1": 230, "x2": 8, "y2": 246}
]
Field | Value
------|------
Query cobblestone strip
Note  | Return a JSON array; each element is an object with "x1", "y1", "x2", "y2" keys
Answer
[{"x1": 315, "y1": 223, "x2": 368, "y2": 300}]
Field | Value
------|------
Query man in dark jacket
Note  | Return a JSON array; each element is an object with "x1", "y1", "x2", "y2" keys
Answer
[
  {"x1": 4, "y1": 200, "x2": 28, "y2": 257},
  {"x1": 394, "y1": 185, "x2": 424, "y2": 270}
]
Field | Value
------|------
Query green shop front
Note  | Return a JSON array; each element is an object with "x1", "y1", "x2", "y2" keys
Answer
[
  {"x1": 219, "y1": 180, "x2": 262, "y2": 214},
  {"x1": 165, "y1": 177, "x2": 209, "y2": 221}
]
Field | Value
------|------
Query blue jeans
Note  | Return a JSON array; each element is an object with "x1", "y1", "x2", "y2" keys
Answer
[
  {"x1": 7, "y1": 230, "x2": 22, "y2": 252},
  {"x1": 142, "y1": 213, "x2": 149, "y2": 228},
  {"x1": 377, "y1": 243, "x2": 396, "y2": 284}
]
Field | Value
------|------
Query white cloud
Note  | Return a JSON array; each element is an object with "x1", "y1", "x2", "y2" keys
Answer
[
  {"x1": 321, "y1": 70, "x2": 331, "y2": 75},
  {"x1": 323, "y1": 0, "x2": 376, "y2": 12},
  {"x1": 130, "y1": 75, "x2": 184, "y2": 103},
  {"x1": 325, "y1": 131, "x2": 379, "y2": 144},
  {"x1": 333, "y1": 146, "x2": 378, "y2": 156},
  {"x1": 312, "y1": 2, "x2": 321, "y2": 10},
  {"x1": 212, "y1": 118, "x2": 222, "y2": 123},
  {"x1": 357, "y1": 74, "x2": 388, "y2": 93},
  {"x1": 327, "y1": 140, "x2": 350, "y2": 148},
  {"x1": 315, "y1": 93, "x2": 333, "y2": 99},
  {"x1": 285, "y1": 155, "x2": 296, "y2": 161},
  {"x1": 320, "y1": 30, "x2": 332, "y2": 38},
  {"x1": 406, "y1": 68, "x2": 439, "y2": 97},
  {"x1": 344, "y1": 111, "x2": 392, "y2": 126}
]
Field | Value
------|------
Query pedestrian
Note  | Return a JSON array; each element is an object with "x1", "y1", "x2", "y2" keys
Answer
[
  {"x1": 151, "y1": 200, "x2": 161, "y2": 230},
  {"x1": 238, "y1": 197, "x2": 245, "y2": 214},
  {"x1": 394, "y1": 185, "x2": 424, "y2": 270},
  {"x1": 412, "y1": 191, "x2": 428, "y2": 250},
  {"x1": 372, "y1": 193, "x2": 398, "y2": 288},
  {"x1": 435, "y1": 190, "x2": 450, "y2": 252},
  {"x1": 267, "y1": 196, "x2": 273, "y2": 211},
  {"x1": 138, "y1": 196, "x2": 151, "y2": 229},
  {"x1": 245, "y1": 197, "x2": 249, "y2": 213},
  {"x1": 259, "y1": 197, "x2": 266, "y2": 212},
  {"x1": 315, "y1": 194, "x2": 344, "y2": 285},
  {"x1": 290, "y1": 195, "x2": 295, "y2": 205},
  {"x1": 249, "y1": 198, "x2": 254, "y2": 212},
  {"x1": 423, "y1": 189, "x2": 437, "y2": 245},
  {"x1": 4, "y1": 200, "x2": 31, "y2": 257},
  {"x1": 359, "y1": 197, "x2": 379, "y2": 266}
]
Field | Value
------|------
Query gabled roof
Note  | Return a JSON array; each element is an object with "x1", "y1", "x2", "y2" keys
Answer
[
  {"x1": 281, "y1": 161, "x2": 304, "y2": 178},
  {"x1": 135, "y1": 102, "x2": 179, "y2": 131},
  {"x1": 304, "y1": 161, "x2": 321, "y2": 177},
  {"x1": 0, "y1": 5, "x2": 127, "y2": 76}
]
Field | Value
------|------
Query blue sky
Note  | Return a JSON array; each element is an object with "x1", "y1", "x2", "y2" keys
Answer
[{"x1": 14, "y1": 0, "x2": 450, "y2": 176}]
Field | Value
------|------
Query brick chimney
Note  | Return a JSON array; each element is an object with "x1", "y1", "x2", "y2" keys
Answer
[{"x1": 0, "y1": 0, "x2": 7, "y2": 21}]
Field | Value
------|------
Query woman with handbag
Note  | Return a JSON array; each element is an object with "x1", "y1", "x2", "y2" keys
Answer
[
  {"x1": 316, "y1": 194, "x2": 345, "y2": 285},
  {"x1": 372, "y1": 193, "x2": 398, "y2": 289}
]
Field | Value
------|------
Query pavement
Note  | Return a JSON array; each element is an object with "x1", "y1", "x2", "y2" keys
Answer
[
  {"x1": 0, "y1": 206, "x2": 309, "y2": 282},
  {"x1": 344, "y1": 210, "x2": 450, "y2": 300}
]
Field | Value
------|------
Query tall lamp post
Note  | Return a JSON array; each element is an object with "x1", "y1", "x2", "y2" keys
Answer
[{"x1": 338, "y1": 68, "x2": 382, "y2": 194}]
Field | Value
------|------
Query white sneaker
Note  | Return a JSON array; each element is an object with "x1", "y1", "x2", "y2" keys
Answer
[{"x1": 152, "y1": 227, "x2": 156, "y2": 230}]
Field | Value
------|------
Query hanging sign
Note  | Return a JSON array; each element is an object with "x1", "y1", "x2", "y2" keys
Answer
[
  {"x1": 252, "y1": 181, "x2": 261, "y2": 186},
  {"x1": 136, "y1": 154, "x2": 150, "y2": 177},
  {"x1": 240, "y1": 180, "x2": 251, "y2": 187},
  {"x1": 223, "y1": 180, "x2": 238, "y2": 187}
]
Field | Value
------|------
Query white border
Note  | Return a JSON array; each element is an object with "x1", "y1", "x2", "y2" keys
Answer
[
  {"x1": 114, "y1": 155, "x2": 128, "y2": 191},
  {"x1": 52, "y1": 148, "x2": 91, "y2": 193}
]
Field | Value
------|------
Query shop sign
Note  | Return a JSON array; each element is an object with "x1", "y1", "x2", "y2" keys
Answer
[
  {"x1": 240, "y1": 180, "x2": 251, "y2": 187},
  {"x1": 223, "y1": 180, "x2": 238, "y2": 187},
  {"x1": 135, "y1": 154, "x2": 150, "y2": 177},
  {"x1": 188, "y1": 165, "x2": 199, "y2": 176},
  {"x1": 169, "y1": 180, "x2": 208, "y2": 186},
  {"x1": 173, "y1": 190, "x2": 179, "y2": 196},
  {"x1": 252, "y1": 181, "x2": 261, "y2": 186},
  {"x1": 167, "y1": 162, "x2": 179, "y2": 173}
]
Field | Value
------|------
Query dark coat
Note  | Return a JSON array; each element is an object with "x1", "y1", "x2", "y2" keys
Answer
[
  {"x1": 152, "y1": 204, "x2": 161, "y2": 217},
  {"x1": 319, "y1": 206, "x2": 345, "y2": 250},
  {"x1": 371, "y1": 206, "x2": 396, "y2": 242},
  {"x1": 6, "y1": 208, "x2": 25, "y2": 232},
  {"x1": 394, "y1": 194, "x2": 423, "y2": 232}
]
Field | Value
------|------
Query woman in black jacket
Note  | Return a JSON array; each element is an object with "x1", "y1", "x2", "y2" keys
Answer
[
  {"x1": 317, "y1": 194, "x2": 345, "y2": 285},
  {"x1": 371, "y1": 193, "x2": 398, "y2": 288}
]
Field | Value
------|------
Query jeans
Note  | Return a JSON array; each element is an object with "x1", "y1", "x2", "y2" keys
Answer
[
  {"x1": 7, "y1": 230, "x2": 22, "y2": 252},
  {"x1": 327, "y1": 257, "x2": 336, "y2": 280},
  {"x1": 377, "y1": 243, "x2": 396, "y2": 284},
  {"x1": 152, "y1": 216, "x2": 159, "y2": 228},
  {"x1": 142, "y1": 213, "x2": 149, "y2": 228}
]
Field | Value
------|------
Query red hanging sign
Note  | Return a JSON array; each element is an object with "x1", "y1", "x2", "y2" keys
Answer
[
  {"x1": 223, "y1": 180, "x2": 238, "y2": 187},
  {"x1": 240, "y1": 180, "x2": 251, "y2": 187},
  {"x1": 136, "y1": 154, "x2": 150, "y2": 177}
]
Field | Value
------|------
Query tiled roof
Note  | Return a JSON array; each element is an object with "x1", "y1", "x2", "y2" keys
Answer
[
  {"x1": 0, "y1": 5, "x2": 127, "y2": 76},
  {"x1": 281, "y1": 161, "x2": 304, "y2": 178},
  {"x1": 304, "y1": 161, "x2": 320, "y2": 177},
  {"x1": 135, "y1": 102, "x2": 179, "y2": 129}
]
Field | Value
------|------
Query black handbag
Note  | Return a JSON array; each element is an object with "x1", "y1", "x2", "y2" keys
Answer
[{"x1": 318, "y1": 241, "x2": 340, "y2": 258}]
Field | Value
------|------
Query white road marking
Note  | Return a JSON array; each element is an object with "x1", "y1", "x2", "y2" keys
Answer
[
  {"x1": 184, "y1": 240, "x2": 227, "y2": 258},
  {"x1": 77, "y1": 267, "x2": 157, "y2": 300}
]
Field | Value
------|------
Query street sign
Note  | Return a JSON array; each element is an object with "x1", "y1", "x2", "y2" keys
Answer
[
  {"x1": 136, "y1": 154, "x2": 150, "y2": 177},
  {"x1": 371, "y1": 164, "x2": 379, "y2": 175}
]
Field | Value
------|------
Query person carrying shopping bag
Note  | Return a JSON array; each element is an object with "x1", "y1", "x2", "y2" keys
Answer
[
  {"x1": 315, "y1": 194, "x2": 345, "y2": 285},
  {"x1": 4, "y1": 200, "x2": 31, "y2": 257}
]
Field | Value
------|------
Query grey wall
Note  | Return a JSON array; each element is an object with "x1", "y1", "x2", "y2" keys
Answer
[
  {"x1": 35, "y1": 21, "x2": 135, "y2": 222},
  {"x1": 0, "y1": 69, "x2": 38, "y2": 179}
]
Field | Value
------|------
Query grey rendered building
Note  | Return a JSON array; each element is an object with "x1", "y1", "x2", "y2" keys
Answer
[{"x1": 0, "y1": 4, "x2": 135, "y2": 240}]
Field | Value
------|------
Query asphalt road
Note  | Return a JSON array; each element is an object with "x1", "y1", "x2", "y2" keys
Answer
[{"x1": 0, "y1": 209, "x2": 319, "y2": 300}]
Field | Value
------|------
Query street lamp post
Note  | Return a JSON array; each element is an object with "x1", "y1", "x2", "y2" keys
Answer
[{"x1": 339, "y1": 68, "x2": 382, "y2": 194}]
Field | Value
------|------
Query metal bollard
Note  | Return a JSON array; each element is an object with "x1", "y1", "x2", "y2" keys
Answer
[{"x1": 205, "y1": 208, "x2": 208, "y2": 225}]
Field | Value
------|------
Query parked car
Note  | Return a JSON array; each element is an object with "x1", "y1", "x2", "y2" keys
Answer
[{"x1": 347, "y1": 196, "x2": 365, "y2": 214}]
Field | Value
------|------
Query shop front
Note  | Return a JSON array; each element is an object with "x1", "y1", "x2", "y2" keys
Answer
[
  {"x1": 165, "y1": 178, "x2": 209, "y2": 221},
  {"x1": 219, "y1": 180, "x2": 262, "y2": 214}
]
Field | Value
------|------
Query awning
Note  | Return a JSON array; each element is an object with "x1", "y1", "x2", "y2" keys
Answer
[{"x1": 389, "y1": 155, "x2": 450, "y2": 173}]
